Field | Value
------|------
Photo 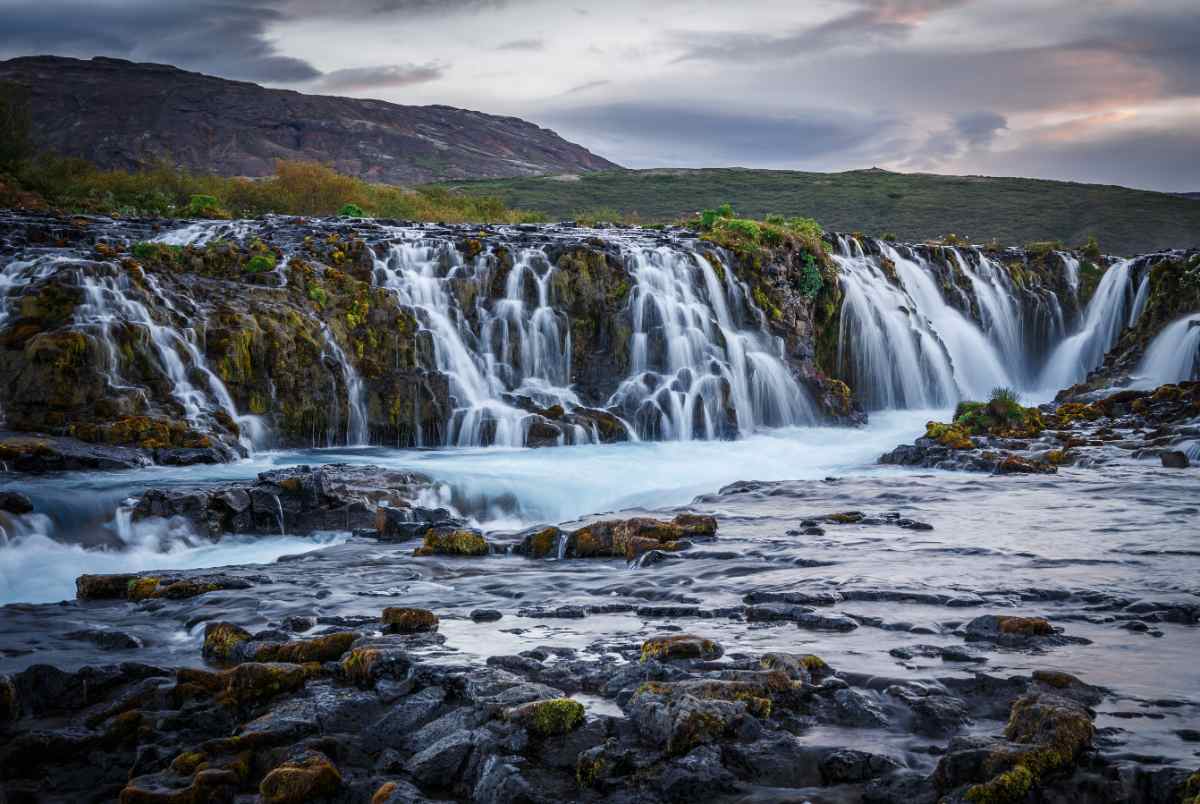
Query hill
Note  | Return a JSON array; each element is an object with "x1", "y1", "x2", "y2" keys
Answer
[
  {"x1": 443, "y1": 168, "x2": 1200, "y2": 254},
  {"x1": 0, "y1": 55, "x2": 617, "y2": 184}
]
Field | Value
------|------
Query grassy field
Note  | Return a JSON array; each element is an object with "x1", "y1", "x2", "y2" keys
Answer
[{"x1": 440, "y1": 168, "x2": 1200, "y2": 255}]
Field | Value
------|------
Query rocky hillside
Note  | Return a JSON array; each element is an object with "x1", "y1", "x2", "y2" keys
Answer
[{"x1": 0, "y1": 56, "x2": 618, "y2": 184}]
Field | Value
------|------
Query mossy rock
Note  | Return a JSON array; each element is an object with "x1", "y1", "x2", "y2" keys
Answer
[
  {"x1": 641, "y1": 634, "x2": 724, "y2": 662},
  {"x1": 202, "y1": 622, "x2": 252, "y2": 664},
  {"x1": 413, "y1": 528, "x2": 489, "y2": 557},
  {"x1": 381, "y1": 607, "x2": 439, "y2": 634},
  {"x1": 253, "y1": 632, "x2": 358, "y2": 663},
  {"x1": 221, "y1": 663, "x2": 308, "y2": 708},
  {"x1": 259, "y1": 750, "x2": 342, "y2": 804},
  {"x1": 506, "y1": 698, "x2": 586, "y2": 737},
  {"x1": 925, "y1": 421, "x2": 974, "y2": 450}
]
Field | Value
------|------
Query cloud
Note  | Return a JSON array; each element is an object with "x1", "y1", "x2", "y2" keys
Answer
[
  {"x1": 0, "y1": 1, "x2": 321, "y2": 83},
  {"x1": 561, "y1": 79, "x2": 610, "y2": 95},
  {"x1": 360, "y1": 0, "x2": 509, "y2": 15},
  {"x1": 494, "y1": 38, "x2": 544, "y2": 52},
  {"x1": 676, "y1": 0, "x2": 969, "y2": 62},
  {"x1": 954, "y1": 111, "x2": 1008, "y2": 148},
  {"x1": 317, "y1": 63, "x2": 444, "y2": 92},
  {"x1": 542, "y1": 102, "x2": 898, "y2": 168}
]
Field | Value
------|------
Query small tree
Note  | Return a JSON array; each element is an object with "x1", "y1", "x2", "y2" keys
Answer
[{"x1": 0, "y1": 81, "x2": 33, "y2": 171}]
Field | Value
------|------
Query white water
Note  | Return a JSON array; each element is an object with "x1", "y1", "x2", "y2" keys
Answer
[
  {"x1": 1133, "y1": 313, "x2": 1200, "y2": 387},
  {"x1": 319, "y1": 326, "x2": 369, "y2": 446},
  {"x1": 1039, "y1": 259, "x2": 1139, "y2": 390},
  {"x1": 833, "y1": 237, "x2": 1015, "y2": 408},
  {"x1": 0, "y1": 409, "x2": 936, "y2": 604},
  {"x1": 608, "y1": 247, "x2": 814, "y2": 439}
]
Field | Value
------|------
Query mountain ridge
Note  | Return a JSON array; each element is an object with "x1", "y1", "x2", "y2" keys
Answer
[{"x1": 0, "y1": 55, "x2": 618, "y2": 184}]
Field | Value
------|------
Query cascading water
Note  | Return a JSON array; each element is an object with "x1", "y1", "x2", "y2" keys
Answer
[
  {"x1": 319, "y1": 326, "x2": 369, "y2": 446},
  {"x1": 606, "y1": 246, "x2": 815, "y2": 440},
  {"x1": 1039, "y1": 259, "x2": 1139, "y2": 390},
  {"x1": 833, "y1": 237, "x2": 1015, "y2": 408},
  {"x1": 373, "y1": 239, "x2": 584, "y2": 447},
  {"x1": 1135, "y1": 314, "x2": 1200, "y2": 387}
]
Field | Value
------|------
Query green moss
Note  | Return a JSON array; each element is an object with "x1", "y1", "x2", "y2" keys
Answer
[
  {"x1": 640, "y1": 634, "x2": 722, "y2": 662},
  {"x1": 576, "y1": 755, "x2": 606, "y2": 788},
  {"x1": 338, "y1": 202, "x2": 366, "y2": 217},
  {"x1": 255, "y1": 632, "x2": 357, "y2": 663},
  {"x1": 521, "y1": 698, "x2": 585, "y2": 737},
  {"x1": 203, "y1": 622, "x2": 252, "y2": 663},
  {"x1": 965, "y1": 765, "x2": 1034, "y2": 804},
  {"x1": 381, "y1": 607, "x2": 439, "y2": 634},
  {"x1": 245, "y1": 254, "x2": 276, "y2": 274},
  {"x1": 126, "y1": 576, "x2": 161, "y2": 601},
  {"x1": 413, "y1": 529, "x2": 489, "y2": 557},
  {"x1": 925, "y1": 421, "x2": 973, "y2": 449}
]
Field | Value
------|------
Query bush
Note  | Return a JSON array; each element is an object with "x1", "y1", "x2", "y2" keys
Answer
[
  {"x1": 882, "y1": 232, "x2": 897, "y2": 242},
  {"x1": 798, "y1": 253, "x2": 823, "y2": 299},
  {"x1": 307, "y1": 285, "x2": 328, "y2": 306},
  {"x1": 338, "y1": 202, "x2": 366, "y2": 217},
  {"x1": 4, "y1": 155, "x2": 542, "y2": 223},
  {"x1": 187, "y1": 194, "x2": 229, "y2": 219},
  {"x1": 245, "y1": 254, "x2": 276, "y2": 273},
  {"x1": 1081, "y1": 235, "x2": 1101, "y2": 263}
]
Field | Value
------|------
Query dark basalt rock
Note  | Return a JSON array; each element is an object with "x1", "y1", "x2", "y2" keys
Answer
[{"x1": 132, "y1": 463, "x2": 432, "y2": 538}]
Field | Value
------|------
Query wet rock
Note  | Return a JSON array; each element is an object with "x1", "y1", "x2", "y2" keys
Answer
[
  {"x1": 536, "y1": 513, "x2": 718, "y2": 560},
  {"x1": 202, "y1": 622, "x2": 252, "y2": 663},
  {"x1": 77, "y1": 572, "x2": 252, "y2": 602},
  {"x1": 375, "y1": 504, "x2": 464, "y2": 542},
  {"x1": 504, "y1": 698, "x2": 585, "y2": 737},
  {"x1": 962, "y1": 614, "x2": 1085, "y2": 647},
  {"x1": 641, "y1": 634, "x2": 724, "y2": 662},
  {"x1": 405, "y1": 728, "x2": 492, "y2": 786},
  {"x1": 413, "y1": 526, "x2": 490, "y2": 556},
  {"x1": 654, "y1": 744, "x2": 737, "y2": 801},
  {"x1": 382, "y1": 607, "x2": 439, "y2": 634},
  {"x1": 63, "y1": 629, "x2": 142, "y2": 651},
  {"x1": 0, "y1": 490, "x2": 33, "y2": 514},
  {"x1": 363, "y1": 687, "x2": 447, "y2": 753},
  {"x1": 0, "y1": 673, "x2": 17, "y2": 722},
  {"x1": 1162, "y1": 450, "x2": 1191, "y2": 468},
  {"x1": 0, "y1": 431, "x2": 151, "y2": 472},
  {"x1": 746, "y1": 604, "x2": 858, "y2": 631},
  {"x1": 259, "y1": 749, "x2": 342, "y2": 803},
  {"x1": 820, "y1": 748, "x2": 903, "y2": 784},
  {"x1": 134, "y1": 463, "x2": 431, "y2": 538},
  {"x1": 471, "y1": 609, "x2": 503, "y2": 622}
]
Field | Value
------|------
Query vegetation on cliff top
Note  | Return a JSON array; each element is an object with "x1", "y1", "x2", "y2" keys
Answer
[
  {"x1": 925, "y1": 387, "x2": 1046, "y2": 449},
  {"x1": 0, "y1": 149, "x2": 544, "y2": 223},
  {"x1": 441, "y1": 167, "x2": 1200, "y2": 255}
]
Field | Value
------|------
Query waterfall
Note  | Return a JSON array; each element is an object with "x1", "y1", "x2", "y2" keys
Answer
[
  {"x1": 373, "y1": 240, "x2": 584, "y2": 447},
  {"x1": 1135, "y1": 314, "x2": 1200, "y2": 387},
  {"x1": 319, "y1": 326, "x2": 369, "y2": 446},
  {"x1": 606, "y1": 246, "x2": 815, "y2": 440},
  {"x1": 1039, "y1": 259, "x2": 1139, "y2": 390},
  {"x1": 950, "y1": 248, "x2": 1029, "y2": 383},
  {"x1": 832, "y1": 237, "x2": 1014, "y2": 408}
]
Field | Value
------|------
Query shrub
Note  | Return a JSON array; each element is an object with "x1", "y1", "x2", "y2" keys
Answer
[
  {"x1": 798, "y1": 253, "x2": 823, "y2": 299},
  {"x1": 1081, "y1": 235, "x2": 1101, "y2": 263},
  {"x1": 245, "y1": 254, "x2": 276, "y2": 273},
  {"x1": 187, "y1": 194, "x2": 229, "y2": 219},
  {"x1": 882, "y1": 232, "x2": 897, "y2": 242},
  {"x1": 338, "y1": 202, "x2": 366, "y2": 217},
  {"x1": 307, "y1": 285, "x2": 328, "y2": 306}
]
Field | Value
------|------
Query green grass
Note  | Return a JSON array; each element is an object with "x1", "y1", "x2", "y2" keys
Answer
[
  {"x1": 437, "y1": 167, "x2": 1200, "y2": 255},
  {"x1": 1, "y1": 157, "x2": 546, "y2": 224}
]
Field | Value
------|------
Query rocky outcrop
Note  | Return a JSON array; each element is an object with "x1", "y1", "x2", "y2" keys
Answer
[
  {"x1": 882, "y1": 382, "x2": 1200, "y2": 472},
  {"x1": 0, "y1": 55, "x2": 618, "y2": 184},
  {"x1": 132, "y1": 463, "x2": 434, "y2": 538},
  {"x1": 0, "y1": 211, "x2": 866, "y2": 463}
]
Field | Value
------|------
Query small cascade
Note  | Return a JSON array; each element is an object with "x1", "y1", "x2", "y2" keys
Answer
[
  {"x1": 1135, "y1": 314, "x2": 1200, "y2": 387},
  {"x1": 950, "y1": 248, "x2": 1030, "y2": 382},
  {"x1": 606, "y1": 246, "x2": 815, "y2": 439},
  {"x1": 373, "y1": 240, "x2": 587, "y2": 447},
  {"x1": 272, "y1": 494, "x2": 286, "y2": 537},
  {"x1": 1059, "y1": 253, "x2": 1081, "y2": 298},
  {"x1": 1039, "y1": 259, "x2": 1139, "y2": 390},
  {"x1": 319, "y1": 327, "x2": 369, "y2": 446},
  {"x1": 833, "y1": 237, "x2": 1015, "y2": 408}
]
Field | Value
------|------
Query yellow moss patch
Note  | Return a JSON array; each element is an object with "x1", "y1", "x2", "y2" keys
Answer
[
  {"x1": 382, "y1": 607, "x2": 439, "y2": 634},
  {"x1": 925, "y1": 421, "x2": 974, "y2": 449},
  {"x1": 508, "y1": 698, "x2": 586, "y2": 737},
  {"x1": 640, "y1": 634, "x2": 723, "y2": 662},
  {"x1": 413, "y1": 529, "x2": 489, "y2": 557},
  {"x1": 259, "y1": 752, "x2": 341, "y2": 804}
]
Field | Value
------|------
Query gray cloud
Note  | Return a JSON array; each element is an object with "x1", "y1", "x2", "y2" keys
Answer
[
  {"x1": 543, "y1": 102, "x2": 898, "y2": 168},
  {"x1": 361, "y1": 0, "x2": 509, "y2": 15},
  {"x1": 317, "y1": 63, "x2": 444, "y2": 93},
  {"x1": 677, "y1": 0, "x2": 969, "y2": 62},
  {"x1": 954, "y1": 112, "x2": 1007, "y2": 148},
  {"x1": 0, "y1": 1, "x2": 321, "y2": 83},
  {"x1": 561, "y1": 80, "x2": 611, "y2": 95},
  {"x1": 494, "y1": 38, "x2": 544, "y2": 51}
]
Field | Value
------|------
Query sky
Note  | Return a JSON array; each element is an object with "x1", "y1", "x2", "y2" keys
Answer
[{"x1": 1, "y1": 0, "x2": 1198, "y2": 192}]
